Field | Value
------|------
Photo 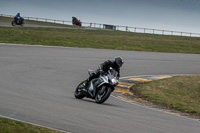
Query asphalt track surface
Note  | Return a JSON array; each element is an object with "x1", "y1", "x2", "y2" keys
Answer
[
  {"x1": 0, "y1": 22, "x2": 98, "y2": 30},
  {"x1": 0, "y1": 22, "x2": 76, "y2": 29},
  {"x1": 0, "y1": 43, "x2": 200, "y2": 133}
]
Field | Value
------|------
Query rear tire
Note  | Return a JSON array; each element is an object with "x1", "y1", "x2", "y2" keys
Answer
[
  {"x1": 95, "y1": 86, "x2": 112, "y2": 104},
  {"x1": 21, "y1": 21, "x2": 24, "y2": 26},
  {"x1": 21, "y1": 20, "x2": 24, "y2": 27},
  {"x1": 74, "y1": 81, "x2": 85, "y2": 99}
]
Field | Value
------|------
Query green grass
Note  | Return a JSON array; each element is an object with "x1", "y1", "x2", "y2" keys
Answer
[
  {"x1": 131, "y1": 76, "x2": 200, "y2": 117},
  {"x1": 0, "y1": 26, "x2": 200, "y2": 54},
  {"x1": 0, "y1": 116, "x2": 64, "y2": 133},
  {"x1": 0, "y1": 16, "x2": 14, "y2": 23}
]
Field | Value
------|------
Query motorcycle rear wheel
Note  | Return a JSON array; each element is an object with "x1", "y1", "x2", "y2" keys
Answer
[
  {"x1": 21, "y1": 20, "x2": 24, "y2": 26},
  {"x1": 95, "y1": 86, "x2": 112, "y2": 104},
  {"x1": 74, "y1": 81, "x2": 85, "y2": 99}
]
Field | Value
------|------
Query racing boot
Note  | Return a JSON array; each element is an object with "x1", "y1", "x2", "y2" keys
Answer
[
  {"x1": 83, "y1": 78, "x2": 90, "y2": 87},
  {"x1": 81, "y1": 78, "x2": 90, "y2": 92}
]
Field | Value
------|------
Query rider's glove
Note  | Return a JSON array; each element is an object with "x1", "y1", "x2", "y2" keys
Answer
[{"x1": 99, "y1": 69, "x2": 104, "y2": 75}]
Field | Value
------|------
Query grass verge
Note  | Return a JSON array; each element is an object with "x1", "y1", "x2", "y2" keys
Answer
[
  {"x1": 0, "y1": 26, "x2": 200, "y2": 54},
  {"x1": 0, "y1": 116, "x2": 63, "y2": 133},
  {"x1": 131, "y1": 75, "x2": 200, "y2": 118}
]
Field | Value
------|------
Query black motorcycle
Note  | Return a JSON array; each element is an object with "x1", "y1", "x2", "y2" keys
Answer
[
  {"x1": 11, "y1": 17, "x2": 24, "y2": 26},
  {"x1": 74, "y1": 67, "x2": 119, "y2": 104},
  {"x1": 72, "y1": 17, "x2": 82, "y2": 26}
]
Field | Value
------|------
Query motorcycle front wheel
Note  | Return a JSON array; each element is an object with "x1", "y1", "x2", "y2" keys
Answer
[
  {"x1": 95, "y1": 86, "x2": 112, "y2": 104},
  {"x1": 74, "y1": 81, "x2": 85, "y2": 99},
  {"x1": 11, "y1": 20, "x2": 16, "y2": 26}
]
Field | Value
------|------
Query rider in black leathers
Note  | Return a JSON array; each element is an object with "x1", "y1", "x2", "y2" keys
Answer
[{"x1": 83, "y1": 56, "x2": 124, "y2": 87}]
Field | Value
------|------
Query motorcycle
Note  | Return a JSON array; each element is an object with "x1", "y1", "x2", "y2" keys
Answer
[
  {"x1": 72, "y1": 17, "x2": 82, "y2": 26},
  {"x1": 11, "y1": 17, "x2": 24, "y2": 26},
  {"x1": 74, "y1": 67, "x2": 119, "y2": 104}
]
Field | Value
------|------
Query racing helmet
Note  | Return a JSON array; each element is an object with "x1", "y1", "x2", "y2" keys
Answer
[{"x1": 115, "y1": 56, "x2": 124, "y2": 67}]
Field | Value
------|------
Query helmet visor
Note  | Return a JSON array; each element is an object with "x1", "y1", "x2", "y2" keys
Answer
[{"x1": 117, "y1": 61, "x2": 123, "y2": 67}]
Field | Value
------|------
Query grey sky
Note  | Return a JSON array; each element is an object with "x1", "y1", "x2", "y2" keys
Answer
[{"x1": 0, "y1": 0, "x2": 200, "y2": 33}]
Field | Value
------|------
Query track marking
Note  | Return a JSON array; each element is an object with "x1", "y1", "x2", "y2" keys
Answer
[
  {"x1": 112, "y1": 75, "x2": 200, "y2": 121},
  {"x1": 126, "y1": 78, "x2": 152, "y2": 82},
  {"x1": 114, "y1": 88, "x2": 132, "y2": 94},
  {"x1": 0, "y1": 115, "x2": 71, "y2": 133},
  {"x1": 152, "y1": 76, "x2": 172, "y2": 79},
  {"x1": 111, "y1": 95, "x2": 199, "y2": 121},
  {"x1": 118, "y1": 82, "x2": 134, "y2": 87}
]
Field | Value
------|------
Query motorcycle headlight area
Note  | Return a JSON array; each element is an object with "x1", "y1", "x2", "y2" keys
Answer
[{"x1": 111, "y1": 78, "x2": 117, "y2": 84}]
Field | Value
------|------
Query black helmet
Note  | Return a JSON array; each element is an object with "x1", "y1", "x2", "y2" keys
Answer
[{"x1": 115, "y1": 56, "x2": 124, "y2": 67}]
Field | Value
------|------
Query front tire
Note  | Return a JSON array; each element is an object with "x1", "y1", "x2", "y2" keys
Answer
[
  {"x1": 11, "y1": 20, "x2": 16, "y2": 26},
  {"x1": 74, "y1": 81, "x2": 85, "y2": 99},
  {"x1": 95, "y1": 86, "x2": 112, "y2": 104}
]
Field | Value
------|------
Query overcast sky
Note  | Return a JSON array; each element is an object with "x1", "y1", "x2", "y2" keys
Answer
[{"x1": 1, "y1": 0, "x2": 200, "y2": 33}]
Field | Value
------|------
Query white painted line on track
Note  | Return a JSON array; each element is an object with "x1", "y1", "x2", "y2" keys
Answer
[
  {"x1": 1, "y1": 43, "x2": 199, "y2": 128},
  {"x1": 111, "y1": 95, "x2": 199, "y2": 121},
  {"x1": 0, "y1": 42, "x2": 75, "y2": 49},
  {"x1": 113, "y1": 76, "x2": 200, "y2": 122},
  {"x1": 0, "y1": 114, "x2": 71, "y2": 133},
  {"x1": 0, "y1": 42, "x2": 117, "y2": 51},
  {"x1": 119, "y1": 74, "x2": 198, "y2": 79}
]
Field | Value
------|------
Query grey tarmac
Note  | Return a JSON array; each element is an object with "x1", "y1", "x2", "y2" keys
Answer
[{"x1": 0, "y1": 43, "x2": 200, "y2": 133}]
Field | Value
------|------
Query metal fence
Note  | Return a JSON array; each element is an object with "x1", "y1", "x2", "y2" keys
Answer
[{"x1": 1, "y1": 14, "x2": 200, "y2": 37}]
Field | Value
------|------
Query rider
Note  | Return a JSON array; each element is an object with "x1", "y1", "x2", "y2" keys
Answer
[
  {"x1": 72, "y1": 16, "x2": 78, "y2": 25},
  {"x1": 14, "y1": 13, "x2": 21, "y2": 23},
  {"x1": 83, "y1": 56, "x2": 124, "y2": 87}
]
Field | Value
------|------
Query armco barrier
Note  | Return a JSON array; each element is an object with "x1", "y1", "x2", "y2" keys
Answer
[{"x1": 1, "y1": 14, "x2": 200, "y2": 37}]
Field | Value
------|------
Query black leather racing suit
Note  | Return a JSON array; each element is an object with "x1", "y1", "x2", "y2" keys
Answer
[{"x1": 86, "y1": 60, "x2": 120, "y2": 83}]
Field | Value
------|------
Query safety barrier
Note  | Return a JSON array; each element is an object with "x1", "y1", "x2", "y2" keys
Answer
[{"x1": 1, "y1": 14, "x2": 199, "y2": 37}]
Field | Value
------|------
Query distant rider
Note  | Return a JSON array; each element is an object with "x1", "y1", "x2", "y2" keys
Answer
[
  {"x1": 83, "y1": 56, "x2": 124, "y2": 87},
  {"x1": 72, "y1": 17, "x2": 78, "y2": 25},
  {"x1": 14, "y1": 13, "x2": 21, "y2": 23}
]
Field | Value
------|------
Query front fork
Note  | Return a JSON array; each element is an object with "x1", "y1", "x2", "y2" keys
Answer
[{"x1": 98, "y1": 85, "x2": 106, "y2": 95}]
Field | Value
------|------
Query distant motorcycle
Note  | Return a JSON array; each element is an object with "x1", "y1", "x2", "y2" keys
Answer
[
  {"x1": 74, "y1": 67, "x2": 119, "y2": 104},
  {"x1": 72, "y1": 17, "x2": 82, "y2": 26},
  {"x1": 11, "y1": 17, "x2": 24, "y2": 26}
]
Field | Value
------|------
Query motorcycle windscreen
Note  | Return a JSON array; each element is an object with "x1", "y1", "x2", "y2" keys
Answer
[
  {"x1": 110, "y1": 69, "x2": 118, "y2": 77},
  {"x1": 108, "y1": 69, "x2": 118, "y2": 78}
]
